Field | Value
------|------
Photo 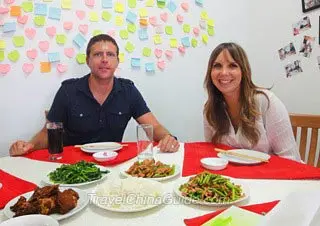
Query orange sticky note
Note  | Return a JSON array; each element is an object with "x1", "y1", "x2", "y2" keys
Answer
[
  {"x1": 40, "y1": 62, "x2": 51, "y2": 73},
  {"x1": 139, "y1": 18, "x2": 148, "y2": 26},
  {"x1": 10, "y1": 6, "x2": 21, "y2": 17}
]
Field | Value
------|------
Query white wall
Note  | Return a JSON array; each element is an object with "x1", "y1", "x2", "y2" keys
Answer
[{"x1": 1, "y1": 0, "x2": 320, "y2": 156}]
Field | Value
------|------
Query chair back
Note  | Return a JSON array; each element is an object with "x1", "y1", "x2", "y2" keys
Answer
[{"x1": 289, "y1": 113, "x2": 320, "y2": 167}]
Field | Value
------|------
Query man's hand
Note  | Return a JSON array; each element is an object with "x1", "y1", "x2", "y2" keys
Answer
[
  {"x1": 158, "y1": 134, "x2": 179, "y2": 153},
  {"x1": 9, "y1": 141, "x2": 34, "y2": 156}
]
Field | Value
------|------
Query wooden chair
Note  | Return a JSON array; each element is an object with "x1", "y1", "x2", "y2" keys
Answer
[{"x1": 289, "y1": 113, "x2": 320, "y2": 167}]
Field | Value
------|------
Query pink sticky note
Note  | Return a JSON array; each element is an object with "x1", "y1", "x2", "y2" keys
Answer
[
  {"x1": 0, "y1": 7, "x2": 9, "y2": 14},
  {"x1": 78, "y1": 24, "x2": 88, "y2": 35},
  {"x1": 177, "y1": 14, "x2": 184, "y2": 23},
  {"x1": 46, "y1": 26, "x2": 56, "y2": 37},
  {"x1": 0, "y1": 20, "x2": 4, "y2": 26},
  {"x1": 165, "y1": 50, "x2": 173, "y2": 59},
  {"x1": 64, "y1": 48, "x2": 74, "y2": 58},
  {"x1": 149, "y1": 16, "x2": 157, "y2": 26},
  {"x1": 17, "y1": 15, "x2": 28, "y2": 24},
  {"x1": 38, "y1": 41, "x2": 49, "y2": 52},
  {"x1": 160, "y1": 12, "x2": 168, "y2": 22},
  {"x1": 26, "y1": 49, "x2": 38, "y2": 60},
  {"x1": 25, "y1": 28, "x2": 36, "y2": 39},
  {"x1": 154, "y1": 48, "x2": 162, "y2": 58},
  {"x1": 22, "y1": 63, "x2": 34, "y2": 74},
  {"x1": 0, "y1": 64, "x2": 10, "y2": 74},
  {"x1": 178, "y1": 46, "x2": 186, "y2": 54},
  {"x1": 57, "y1": 63, "x2": 68, "y2": 73},
  {"x1": 63, "y1": 21, "x2": 73, "y2": 30},
  {"x1": 5, "y1": 0, "x2": 14, "y2": 4},
  {"x1": 157, "y1": 60, "x2": 165, "y2": 70},
  {"x1": 193, "y1": 27, "x2": 200, "y2": 36},
  {"x1": 181, "y1": 2, "x2": 189, "y2": 11},
  {"x1": 76, "y1": 10, "x2": 86, "y2": 20},
  {"x1": 85, "y1": 0, "x2": 95, "y2": 7}
]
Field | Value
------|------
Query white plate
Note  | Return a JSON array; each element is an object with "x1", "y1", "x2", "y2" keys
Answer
[
  {"x1": 0, "y1": 214, "x2": 59, "y2": 226},
  {"x1": 217, "y1": 149, "x2": 270, "y2": 165},
  {"x1": 173, "y1": 176, "x2": 249, "y2": 207},
  {"x1": 120, "y1": 165, "x2": 180, "y2": 182},
  {"x1": 80, "y1": 142, "x2": 123, "y2": 153},
  {"x1": 4, "y1": 187, "x2": 89, "y2": 221},
  {"x1": 42, "y1": 165, "x2": 110, "y2": 187},
  {"x1": 90, "y1": 177, "x2": 164, "y2": 213}
]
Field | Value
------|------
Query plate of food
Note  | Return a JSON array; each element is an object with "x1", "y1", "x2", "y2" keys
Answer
[
  {"x1": 77, "y1": 142, "x2": 123, "y2": 153},
  {"x1": 42, "y1": 161, "x2": 110, "y2": 186},
  {"x1": 173, "y1": 171, "x2": 249, "y2": 207},
  {"x1": 120, "y1": 159, "x2": 180, "y2": 181},
  {"x1": 4, "y1": 185, "x2": 89, "y2": 221},
  {"x1": 91, "y1": 177, "x2": 164, "y2": 213},
  {"x1": 217, "y1": 149, "x2": 270, "y2": 165}
]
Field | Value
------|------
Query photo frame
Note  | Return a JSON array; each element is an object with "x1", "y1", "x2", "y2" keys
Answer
[{"x1": 302, "y1": 0, "x2": 320, "y2": 13}]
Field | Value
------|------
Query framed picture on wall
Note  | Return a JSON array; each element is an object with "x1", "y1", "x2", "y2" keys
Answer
[{"x1": 302, "y1": 0, "x2": 320, "y2": 12}]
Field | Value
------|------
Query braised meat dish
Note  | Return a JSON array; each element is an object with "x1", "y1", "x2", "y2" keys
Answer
[{"x1": 126, "y1": 159, "x2": 175, "y2": 178}]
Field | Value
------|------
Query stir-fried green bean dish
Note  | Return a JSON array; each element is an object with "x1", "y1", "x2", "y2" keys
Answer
[
  {"x1": 48, "y1": 161, "x2": 109, "y2": 184},
  {"x1": 179, "y1": 171, "x2": 244, "y2": 203}
]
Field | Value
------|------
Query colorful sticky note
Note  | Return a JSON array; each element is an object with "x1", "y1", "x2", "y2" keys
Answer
[
  {"x1": 131, "y1": 58, "x2": 140, "y2": 67},
  {"x1": 34, "y1": 3, "x2": 47, "y2": 16},
  {"x1": 93, "y1": 30, "x2": 102, "y2": 36},
  {"x1": 157, "y1": 60, "x2": 165, "y2": 70},
  {"x1": 10, "y1": 6, "x2": 21, "y2": 17},
  {"x1": 165, "y1": 26, "x2": 173, "y2": 35},
  {"x1": 125, "y1": 42, "x2": 135, "y2": 53},
  {"x1": 102, "y1": 11, "x2": 112, "y2": 21},
  {"x1": 48, "y1": 52, "x2": 60, "y2": 62},
  {"x1": 115, "y1": 15, "x2": 124, "y2": 26},
  {"x1": 102, "y1": 0, "x2": 113, "y2": 8},
  {"x1": 127, "y1": 23, "x2": 136, "y2": 33},
  {"x1": 85, "y1": 0, "x2": 95, "y2": 7},
  {"x1": 139, "y1": 18, "x2": 148, "y2": 26},
  {"x1": 56, "y1": 34, "x2": 67, "y2": 44},
  {"x1": 25, "y1": 28, "x2": 36, "y2": 39},
  {"x1": 89, "y1": 12, "x2": 99, "y2": 22},
  {"x1": 200, "y1": 11, "x2": 208, "y2": 20},
  {"x1": 76, "y1": 53, "x2": 86, "y2": 64},
  {"x1": 34, "y1": 16, "x2": 46, "y2": 26},
  {"x1": 76, "y1": 10, "x2": 85, "y2": 20},
  {"x1": 8, "y1": 50, "x2": 20, "y2": 62},
  {"x1": 61, "y1": 0, "x2": 72, "y2": 9},
  {"x1": 115, "y1": 2, "x2": 124, "y2": 13},
  {"x1": 73, "y1": 34, "x2": 87, "y2": 48},
  {"x1": 191, "y1": 38, "x2": 198, "y2": 48},
  {"x1": 0, "y1": 7, "x2": 9, "y2": 14},
  {"x1": 26, "y1": 48, "x2": 38, "y2": 60},
  {"x1": 208, "y1": 27, "x2": 214, "y2": 36},
  {"x1": 153, "y1": 34, "x2": 162, "y2": 44},
  {"x1": 0, "y1": 40, "x2": 6, "y2": 49},
  {"x1": 195, "y1": 0, "x2": 203, "y2": 6},
  {"x1": 183, "y1": 24, "x2": 190, "y2": 33},
  {"x1": 38, "y1": 41, "x2": 49, "y2": 52},
  {"x1": 165, "y1": 50, "x2": 173, "y2": 59},
  {"x1": 170, "y1": 38, "x2": 178, "y2": 48},
  {"x1": 17, "y1": 15, "x2": 28, "y2": 24},
  {"x1": 145, "y1": 62, "x2": 155, "y2": 72},
  {"x1": 207, "y1": 19, "x2": 214, "y2": 27},
  {"x1": 119, "y1": 52, "x2": 124, "y2": 63},
  {"x1": 128, "y1": 0, "x2": 137, "y2": 8},
  {"x1": 3, "y1": 22, "x2": 16, "y2": 32},
  {"x1": 22, "y1": 63, "x2": 34, "y2": 74},
  {"x1": 0, "y1": 64, "x2": 11, "y2": 74},
  {"x1": 40, "y1": 62, "x2": 51, "y2": 73},
  {"x1": 126, "y1": 11, "x2": 137, "y2": 23},
  {"x1": 139, "y1": 8, "x2": 148, "y2": 18},
  {"x1": 202, "y1": 34, "x2": 209, "y2": 44},
  {"x1": 57, "y1": 64, "x2": 68, "y2": 73},
  {"x1": 63, "y1": 21, "x2": 73, "y2": 30},
  {"x1": 139, "y1": 29, "x2": 148, "y2": 40},
  {"x1": 157, "y1": 0, "x2": 166, "y2": 8},
  {"x1": 167, "y1": 1, "x2": 177, "y2": 13},
  {"x1": 119, "y1": 30, "x2": 129, "y2": 39},
  {"x1": 142, "y1": 47, "x2": 151, "y2": 57},
  {"x1": 21, "y1": 1, "x2": 33, "y2": 12},
  {"x1": 149, "y1": 16, "x2": 157, "y2": 26},
  {"x1": 0, "y1": 51, "x2": 5, "y2": 61},
  {"x1": 146, "y1": 0, "x2": 155, "y2": 7},
  {"x1": 181, "y1": 37, "x2": 190, "y2": 47},
  {"x1": 46, "y1": 26, "x2": 56, "y2": 37},
  {"x1": 12, "y1": 36, "x2": 25, "y2": 47},
  {"x1": 48, "y1": 7, "x2": 61, "y2": 20}
]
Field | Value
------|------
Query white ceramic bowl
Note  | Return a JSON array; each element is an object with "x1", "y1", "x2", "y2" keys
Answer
[
  {"x1": 0, "y1": 214, "x2": 59, "y2": 226},
  {"x1": 93, "y1": 151, "x2": 118, "y2": 162},
  {"x1": 200, "y1": 157, "x2": 228, "y2": 170}
]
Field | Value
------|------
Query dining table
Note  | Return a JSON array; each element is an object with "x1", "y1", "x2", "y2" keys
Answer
[{"x1": 1, "y1": 142, "x2": 320, "y2": 226}]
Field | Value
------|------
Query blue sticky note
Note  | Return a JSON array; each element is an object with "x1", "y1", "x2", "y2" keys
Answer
[
  {"x1": 126, "y1": 11, "x2": 137, "y2": 24},
  {"x1": 138, "y1": 29, "x2": 148, "y2": 40},
  {"x1": 167, "y1": 1, "x2": 177, "y2": 13},
  {"x1": 73, "y1": 34, "x2": 87, "y2": 48},
  {"x1": 34, "y1": 3, "x2": 47, "y2": 16},
  {"x1": 181, "y1": 37, "x2": 190, "y2": 47},
  {"x1": 3, "y1": 22, "x2": 16, "y2": 33},
  {"x1": 48, "y1": 52, "x2": 60, "y2": 62},
  {"x1": 145, "y1": 62, "x2": 155, "y2": 72},
  {"x1": 48, "y1": 7, "x2": 61, "y2": 20},
  {"x1": 131, "y1": 58, "x2": 141, "y2": 68},
  {"x1": 195, "y1": 0, "x2": 203, "y2": 6},
  {"x1": 102, "y1": 0, "x2": 113, "y2": 8}
]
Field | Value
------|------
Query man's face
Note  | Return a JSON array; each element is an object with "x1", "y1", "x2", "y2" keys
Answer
[{"x1": 86, "y1": 41, "x2": 119, "y2": 81}]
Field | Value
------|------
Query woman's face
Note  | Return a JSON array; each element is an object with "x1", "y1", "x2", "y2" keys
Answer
[{"x1": 210, "y1": 49, "x2": 242, "y2": 99}]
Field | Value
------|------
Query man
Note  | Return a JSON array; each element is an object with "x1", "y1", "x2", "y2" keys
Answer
[{"x1": 10, "y1": 34, "x2": 179, "y2": 156}]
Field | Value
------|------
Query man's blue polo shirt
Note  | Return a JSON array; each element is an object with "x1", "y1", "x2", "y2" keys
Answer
[{"x1": 47, "y1": 74, "x2": 150, "y2": 146}]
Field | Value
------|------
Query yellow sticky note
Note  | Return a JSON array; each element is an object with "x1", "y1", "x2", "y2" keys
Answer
[
  {"x1": 207, "y1": 19, "x2": 214, "y2": 27},
  {"x1": 115, "y1": 15, "x2": 124, "y2": 26},
  {"x1": 170, "y1": 38, "x2": 178, "y2": 48},
  {"x1": 183, "y1": 24, "x2": 190, "y2": 33},
  {"x1": 61, "y1": 0, "x2": 72, "y2": 9},
  {"x1": 56, "y1": 34, "x2": 67, "y2": 44},
  {"x1": 34, "y1": 16, "x2": 46, "y2": 26},
  {"x1": 153, "y1": 34, "x2": 162, "y2": 44},
  {"x1": 125, "y1": 42, "x2": 135, "y2": 53},
  {"x1": 40, "y1": 62, "x2": 51, "y2": 73},
  {"x1": 119, "y1": 30, "x2": 129, "y2": 39},
  {"x1": 142, "y1": 47, "x2": 151, "y2": 57},
  {"x1": 191, "y1": 38, "x2": 198, "y2": 48},
  {"x1": 208, "y1": 27, "x2": 214, "y2": 36},
  {"x1": 165, "y1": 26, "x2": 173, "y2": 35},
  {"x1": 139, "y1": 8, "x2": 148, "y2": 18},
  {"x1": 43, "y1": 0, "x2": 53, "y2": 2},
  {"x1": 21, "y1": 1, "x2": 33, "y2": 12},
  {"x1": 139, "y1": 18, "x2": 148, "y2": 26},
  {"x1": 89, "y1": 12, "x2": 99, "y2": 22},
  {"x1": 76, "y1": 53, "x2": 86, "y2": 64},
  {"x1": 202, "y1": 34, "x2": 209, "y2": 44},
  {"x1": 200, "y1": 11, "x2": 208, "y2": 20},
  {"x1": 128, "y1": 0, "x2": 136, "y2": 8},
  {"x1": 10, "y1": 6, "x2": 21, "y2": 17},
  {"x1": 145, "y1": 0, "x2": 154, "y2": 7},
  {"x1": 0, "y1": 51, "x2": 5, "y2": 61},
  {"x1": 119, "y1": 52, "x2": 124, "y2": 63},
  {"x1": 93, "y1": 30, "x2": 102, "y2": 36},
  {"x1": 127, "y1": 23, "x2": 136, "y2": 33},
  {"x1": 115, "y1": 2, "x2": 125, "y2": 13},
  {"x1": 12, "y1": 36, "x2": 25, "y2": 47},
  {"x1": 102, "y1": 11, "x2": 112, "y2": 21},
  {"x1": 0, "y1": 40, "x2": 6, "y2": 49}
]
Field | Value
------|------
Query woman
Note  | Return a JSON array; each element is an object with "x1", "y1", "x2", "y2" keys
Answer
[{"x1": 203, "y1": 42, "x2": 301, "y2": 161}]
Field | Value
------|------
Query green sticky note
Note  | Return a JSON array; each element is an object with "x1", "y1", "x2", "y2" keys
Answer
[
  {"x1": 34, "y1": 16, "x2": 46, "y2": 26},
  {"x1": 153, "y1": 34, "x2": 162, "y2": 44},
  {"x1": 119, "y1": 52, "x2": 125, "y2": 63},
  {"x1": 207, "y1": 19, "x2": 214, "y2": 27},
  {"x1": 165, "y1": 26, "x2": 173, "y2": 35},
  {"x1": 102, "y1": 11, "x2": 112, "y2": 21},
  {"x1": 208, "y1": 27, "x2": 214, "y2": 36},
  {"x1": 200, "y1": 11, "x2": 208, "y2": 20},
  {"x1": 202, "y1": 34, "x2": 209, "y2": 44},
  {"x1": 125, "y1": 42, "x2": 135, "y2": 53},
  {"x1": 12, "y1": 36, "x2": 25, "y2": 47},
  {"x1": 119, "y1": 30, "x2": 129, "y2": 39},
  {"x1": 89, "y1": 12, "x2": 99, "y2": 22},
  {"x1": 128, "y1": 0, "x2": 137, "y2": 8},
  {"x1": 127, "y1": 23, "x2": 136, "y2": 33},
  {"x1": 21, "y1": 1, "x2": 33, "y2": 12},
  {"x1": 76, "y1": 53, "x2": 86, "y2": 64},
  {"x1": 183, "y1": 24, "x2": 190, "y2": 33},
  {"x1": 170, "y1": 38, "x2": 178, "y2": 48},
  {"x1": 0, "y1": 51, "x2": 5, "y2": 61},
  {"x1": 93, "y1": 30, "x2": 102, "y2": 36},
  {"x1": 157, "y1": 1, "x2": 166, "y2": 8},
  {"x1": 191, "y1": 38, "x2": 198, "y2": 48},
  {"x1": 142, "y1": 47, "x2": 151, "y2": 57},
  {"x1": 56, "y1": 34, "x2": 67, "y2": 44},
  {"x1": 146, "y1": 0, "x2": 155, "y2": 7},
  {"x1": 0, "y1": 40, "x2": 5, "y2": 49},
  {"x1": 8, "y1": 50, "x2": 20, "y2": 62}
]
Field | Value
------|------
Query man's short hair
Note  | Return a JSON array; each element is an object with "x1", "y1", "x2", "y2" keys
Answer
[{"x1": 86, "y1": 34, "x2": 119, "y2": 57}]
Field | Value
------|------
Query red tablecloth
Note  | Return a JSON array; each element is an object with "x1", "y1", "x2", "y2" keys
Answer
[
  {"x1": 183, "y1": 142, "x2": 320, "y2": 179},
  {"x1": 184, "y1": 200, "x2": 279, "y2": 226},
  {"x1": 0, "y1": 170, "x2": 37, "y2": 209},
  {"x1": 23, "y1": 142, "x2": 137, "y2": 166}
]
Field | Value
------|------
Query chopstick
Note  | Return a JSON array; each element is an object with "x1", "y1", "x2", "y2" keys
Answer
[
  {"x1": 215, "y1": 148, "x2": 269, "y2": 163},
  {"x1": 74, "y1": 144, "x2": 128, "y2": 148}
]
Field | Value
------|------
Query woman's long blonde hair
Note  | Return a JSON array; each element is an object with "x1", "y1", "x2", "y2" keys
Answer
[{"x1": 204, "y1": 43, "x2": 269, "y2": 146}]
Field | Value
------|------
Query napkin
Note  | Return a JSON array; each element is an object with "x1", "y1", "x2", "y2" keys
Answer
[{"x1": 0, "y1": 170, "x2": 37, "y2": 209}]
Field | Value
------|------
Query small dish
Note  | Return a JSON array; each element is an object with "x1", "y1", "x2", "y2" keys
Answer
[
  {"x1": 200, "y1": 157, "x2": 228, "y2": 170},
  {"x1": 93, "y1": 151, "x2": 118, "y2": 162},
  {"x1": 0, "y1": 214, "x2": 59, "y2": 226}
]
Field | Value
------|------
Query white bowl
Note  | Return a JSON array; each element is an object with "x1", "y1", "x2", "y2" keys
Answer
[
  {"x1": 0, "y1": 214, "x2": 59, "y2": 226},
  {"x1": 200, "y1": 157, "x2": 228, "y2": 170},
  {"x1": 93, "y1": 151, "x2": 118, "y2": 162}
]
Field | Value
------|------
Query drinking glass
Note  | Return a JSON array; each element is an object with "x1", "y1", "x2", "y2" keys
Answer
[
  {"x1": 136, "y1": 124, "x2": 153, "y2": 161},
  {"x1": 46, "y1": 122, "x2": 63, "y2": 161}
]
